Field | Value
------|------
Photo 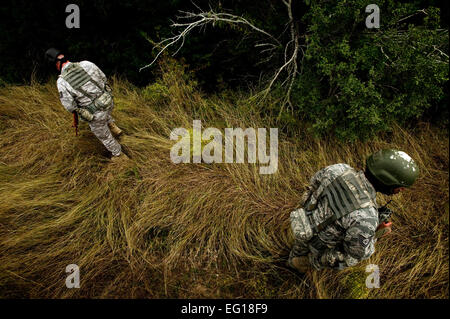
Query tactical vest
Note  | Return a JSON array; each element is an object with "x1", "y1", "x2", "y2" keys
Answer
[
  {"x1": 60, "y1": 63, "x2": 113, "y2": 119},
  {"x1": 290, "y1": 168, "x2": 377, "y2": 242}
]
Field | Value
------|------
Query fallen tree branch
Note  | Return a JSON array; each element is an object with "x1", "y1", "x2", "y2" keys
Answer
[
  {"x1": 139, "y1": 10, "x2": 281, "y2": 72},
  {"x1": 140, "y1": 2, "x2": 304, "y2": 117}
]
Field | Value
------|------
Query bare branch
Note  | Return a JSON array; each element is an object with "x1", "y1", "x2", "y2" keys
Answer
[
  {"x1": 397, "y1": 9, "x2": 428, "y2": 24},
  {"x1": 140, "y1": 2, "x2": 306, "y2": 117},
  {"x1": 260, "y1": 0, "x2": 299, "y2": 117},
  {"x1": 432, "y1": 45, "x2": 449, "y2": 59},
  {"x1": 139, "y1": 9, "x2": 281, "y2": 72}
]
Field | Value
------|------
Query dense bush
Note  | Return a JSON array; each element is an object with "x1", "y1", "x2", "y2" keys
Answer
[{"x1": 290, "y1": 0, "x2": 448, "y2": 140}]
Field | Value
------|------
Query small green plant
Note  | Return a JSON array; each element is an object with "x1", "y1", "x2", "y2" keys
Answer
[{"x1": 340, "y1": 269, "x2": 370, "y2": 299}]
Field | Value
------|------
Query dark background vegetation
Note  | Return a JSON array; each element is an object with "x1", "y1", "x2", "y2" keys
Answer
[
  {"x1": 0, "y1": 0, "x2": 291, "y2": 89},
  {"x1": 0, "y1": 0, "x2": 448, "y2": 139}
]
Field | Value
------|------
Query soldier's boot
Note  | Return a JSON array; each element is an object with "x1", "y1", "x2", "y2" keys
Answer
[
  {"x1": 108, "y1": 122, "x2": 123, "y2": 137},
  {"x1": 110, "y1": 152, "x2": 129, "y2": 163},
  {"x1": 288, "y1": 256, "x2": 311, "y2": 273}
]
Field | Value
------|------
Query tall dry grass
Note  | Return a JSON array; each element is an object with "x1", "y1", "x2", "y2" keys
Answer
[{"x1": 0, "y1": 61, "x2": 448, "y2": 298}]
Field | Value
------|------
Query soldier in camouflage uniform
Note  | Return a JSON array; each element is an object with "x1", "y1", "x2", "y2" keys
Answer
[
  {"x1": 45, "y1": 48, "x2": 127, "y2": 162},
  {"x1": 288, "y1": 150, "x2": 419, "y2": 272}
]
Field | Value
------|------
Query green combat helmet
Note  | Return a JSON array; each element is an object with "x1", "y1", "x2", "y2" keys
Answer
[{"x1": 365, "y1": 149, "x2": 419, "y2": 195}]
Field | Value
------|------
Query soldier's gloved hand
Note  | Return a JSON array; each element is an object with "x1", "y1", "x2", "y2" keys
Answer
[{"x1": 320, "y1": 249, "x2": 345, "y2": 269}]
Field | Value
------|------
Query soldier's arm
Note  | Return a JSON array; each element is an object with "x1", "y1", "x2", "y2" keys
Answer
[
  {"x1": 318, "y1": 209, "x2": 378, "y2": 269},
  {"x1": 81, "y1": 61, "x2": 107, "y2": 84},
  {"x1": 57, "y1": 80, "x2": 77, "y2": 113},
  {"x1": 93, "y1": 64, "x2": 107, "y2": 84},
  {"x1": 308, "y1": 167, "x2": 326, "y2": 190},
  {"x1": 300, "y1": 167, "x2": 328, "y2": 206}
]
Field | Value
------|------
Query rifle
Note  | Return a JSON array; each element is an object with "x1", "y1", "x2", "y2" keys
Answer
[
  {"x1": 375, "y1": 200, "x2": 394, "y2": 239},
  {"x1": 72, "y1": 111, "x2": 79, "y2": 136}
]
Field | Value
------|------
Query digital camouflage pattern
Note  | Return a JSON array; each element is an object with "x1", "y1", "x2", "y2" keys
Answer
[
  {"x1": 57, "y1": 61, "x2": 122, "y2": 157},
  {"x1": 88, "y1": 109, "x2": 122, "y2": 157},
  {"x1": 57, "y1": 61, "x2": 109, "y2": 112},
  {"x1": 289, "y1": 164, "x2": 380, "y2": 270}
]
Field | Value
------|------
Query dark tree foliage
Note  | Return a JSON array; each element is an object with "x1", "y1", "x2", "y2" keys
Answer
[
  {"x1": 289, "y1": 0, "x2": 449, "y2": 139},
  {"x1": 0, "y1": 0, "x2": 448, "y2": 140},
  {"x1": 0, "y1": 0, "x2": 287, "y2": 89}
]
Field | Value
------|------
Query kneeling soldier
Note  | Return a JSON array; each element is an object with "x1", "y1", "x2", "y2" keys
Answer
[{"x1": 288, "y1": 149, "x2": 419, "y2": 272}]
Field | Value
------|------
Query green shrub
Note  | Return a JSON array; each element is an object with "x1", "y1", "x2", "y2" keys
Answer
[{"x1": 290, "y1": 0, "x2": 448, "y2": 140}]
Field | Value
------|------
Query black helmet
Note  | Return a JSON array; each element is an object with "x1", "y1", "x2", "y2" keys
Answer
[
  {"x1": 45, "y1": 48, "x2": 66, "y2": 64},
  {"x1": 45, "y1": 48, "x2": 62, "y2": 63},
  {"x1": 45, "y1": 48, "x2": 68, "y2": 74}
]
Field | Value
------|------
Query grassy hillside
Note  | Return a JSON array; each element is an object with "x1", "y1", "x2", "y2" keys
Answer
[{"x1": 0, "y1": 62, "x2": 448, "y2": 298}]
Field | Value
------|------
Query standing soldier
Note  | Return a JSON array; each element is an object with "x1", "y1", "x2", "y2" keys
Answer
[
  {"x1": 45, "y1": 48, "x2": 128, "y2": 162},
  {"x1": 288, "y1": 149, "x2": 419, "y2": 272}
]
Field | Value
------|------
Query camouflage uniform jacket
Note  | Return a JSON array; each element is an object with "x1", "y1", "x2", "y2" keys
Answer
[
  {"x1": 290, "y1": 164, "x2": 380, "y2": 270},
  {"x1": 56, "y1": 61, "x2": 121, "y2": 157},
  {"x1": 57, "y1": 61, "x2": 108, "y2": 113}
]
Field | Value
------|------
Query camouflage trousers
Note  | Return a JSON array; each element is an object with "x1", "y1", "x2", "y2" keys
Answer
[{"x1": 88, "y1": 108, "x2": 122, "y2": 157}]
